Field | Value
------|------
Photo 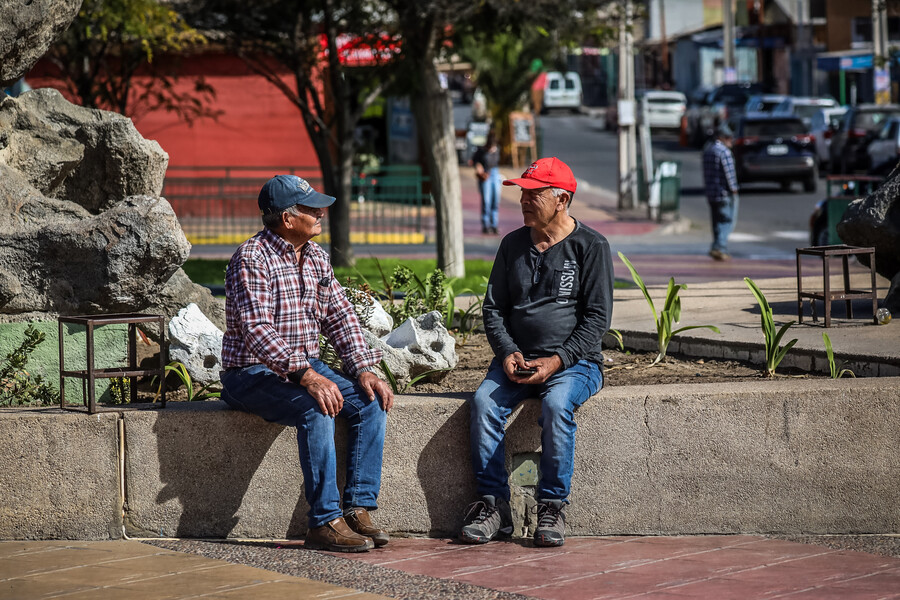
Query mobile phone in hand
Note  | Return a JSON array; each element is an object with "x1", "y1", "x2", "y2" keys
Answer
[{"x1": 514, "y1": 367, "x2": 537, "y2": 376}]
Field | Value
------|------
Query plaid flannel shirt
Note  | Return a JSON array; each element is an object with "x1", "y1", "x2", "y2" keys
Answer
[
  {"x1": 703, "y1": 139, "x2": 738, "y2": 203},
  {"x1": 221, "y1": 228, "x2": 381, "y2": 379}
]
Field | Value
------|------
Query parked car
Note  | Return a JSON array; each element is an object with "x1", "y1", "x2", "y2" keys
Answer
[
  {"x1": 829, "y1": 104, "x2": 900, "y2": 174},
  {"x1": 772, "y1": 96, "x2": 839, "y2": 128},
  {"x1": 809, "y1": 106, "x2": 848, "y2": 170},
  {"x1": 683, "y1": 85, "x2": 714, "y2": 144},
  {"x1": 638, "y1": 90, "x2": 687, "y2": 129},
  {"x1": 732, "y1": 114, "x2": 818, "y2": 192},
  {"x1": 866, "y1": 116, "x2": 900, "y2": 175},
  {"x1": 744, "y1": 94, "x2": 789, "y2": 114},
  {"x1": 686, "y1": 82, "x2": 763, "y2": 146},
  {"x1": 540, "y1": 71, "x2": 583, "y2": 113}
]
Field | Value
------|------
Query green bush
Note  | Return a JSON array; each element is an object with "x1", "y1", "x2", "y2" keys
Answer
[{"x1": 0, "y1": 325, "x2": 58, "y2": 407}]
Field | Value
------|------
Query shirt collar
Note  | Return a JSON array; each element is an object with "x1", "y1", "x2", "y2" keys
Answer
[{"x1": 260, "y1": 227, "x2": 297, "y2": 258}]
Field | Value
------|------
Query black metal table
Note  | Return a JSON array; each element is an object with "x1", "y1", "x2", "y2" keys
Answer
[
  {"x1": 58, "y1": 313, "x2": 166, "y2": 414},
  {"x1": 796, "y1": 245, "x2": 878, "y2": 328}
]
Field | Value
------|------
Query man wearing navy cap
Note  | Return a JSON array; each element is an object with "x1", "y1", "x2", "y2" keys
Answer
[
  {"x1": 221, "y1": 175, "x2": 394, "y2": 553},
  {"x1": 459, "y1": 157, "x2": 614, "y2": 547}
]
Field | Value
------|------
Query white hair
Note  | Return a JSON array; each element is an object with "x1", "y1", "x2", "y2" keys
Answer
[
  {"x1": 262, "y1": 204, "x2": 303, "y2": 229},
  {"x1": 549, "y1": 187, "x2": 574, "y2": 207}
]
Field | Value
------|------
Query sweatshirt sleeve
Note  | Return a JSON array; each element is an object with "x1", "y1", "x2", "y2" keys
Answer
[
  {"x1": 482, "y1": 241, "x2": 520, "y2": 361},
  {"x1": 556, "y1": 236, "x2": 614, "y2": 369}
]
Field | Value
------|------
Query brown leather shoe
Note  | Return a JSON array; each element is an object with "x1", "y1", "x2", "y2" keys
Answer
[
  {"x1": 344, "y1": 507, "x2": 389, "y2": 547},
  {"x1": 304, "y1": 517, "x2": 374, "y2": 553}
]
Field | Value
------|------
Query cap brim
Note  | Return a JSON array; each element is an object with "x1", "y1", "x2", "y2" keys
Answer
[
  {"x1": 300, "y1": 191, "x2": 336, "y2": 208},
  {"x1": 502, "y1": 177, "x2": 549, "y2": 189}
]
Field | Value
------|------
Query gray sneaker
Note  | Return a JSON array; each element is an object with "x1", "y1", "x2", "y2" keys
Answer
[
  {"x1": 459, "y1": 495, "x2": 513, "y2": 544},
  {"x1": 533, "y1": 499, "x2": 567, "y2": 547}
]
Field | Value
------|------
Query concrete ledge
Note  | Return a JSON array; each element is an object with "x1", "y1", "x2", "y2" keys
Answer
[
  {"x1": 0, "y1": 409, "x2": 121, "y2": 539},
  {"x1": 3, "y1": 377, "x2": 898, "y2": 540}
]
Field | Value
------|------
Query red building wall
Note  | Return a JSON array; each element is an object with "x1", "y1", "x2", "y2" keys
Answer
[{"x1": 27, "y1": 53, "x2": 318, "y2": 171}]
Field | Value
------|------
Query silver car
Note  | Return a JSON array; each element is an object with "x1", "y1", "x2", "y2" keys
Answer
[
  {"x1": 773, "y1": 96, "x2": 839, "y2": 128},
  {"x1": 866, "y1": 116, "x2": 900, "y2": 174},
  {"x1": 809, "y1": 106, "x2": 847, "y2": 170}
]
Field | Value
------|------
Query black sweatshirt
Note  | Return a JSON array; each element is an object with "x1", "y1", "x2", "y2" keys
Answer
[{"x1": 482, "y1": 220, "x2": 614, "y2": 369}]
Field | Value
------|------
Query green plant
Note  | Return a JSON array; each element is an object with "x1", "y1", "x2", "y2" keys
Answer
[
  {"x1": 108, "y1": 377, "x2": 131, "y2": 404},
  {"x1": 822, "y1": 332, "x2": 856, "y2": 379},
  {"x1": 618, "y1": 252, "x2": 720, "y2": 365},
  {"x1": 605, "y1": 329, "x2": 625, "y2": 351},
  {"x1": 744, "y1": 277, "x2": 798, "y2": 377},
  {"x1": 0, "y1": 325, "x2": 58, "y2": 407},
  {"x1": 153, "y1": 361, "x2": 221, "y2": 402},
  {"x1": 379, "y1": 360, "x2": 451, "y2": 394}
]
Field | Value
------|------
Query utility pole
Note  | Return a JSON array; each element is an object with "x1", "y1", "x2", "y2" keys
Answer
[
  {"x1": 617, "y1": 0, "x2": 638, "y2": 209},
  {"x1": 660, "y1": 0, "x2": 669, "y2": 84},
  {"x1": 723, "y1": 0, "x2": 736, "y2": 83},
  {"x1": 873, "y1": 0, "x2": 891, "y2": 104}
]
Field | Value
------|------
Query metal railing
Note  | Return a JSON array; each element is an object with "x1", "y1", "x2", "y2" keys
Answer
[{"x1": 162, "y1": 166, "x2": 434, "y2": 245}]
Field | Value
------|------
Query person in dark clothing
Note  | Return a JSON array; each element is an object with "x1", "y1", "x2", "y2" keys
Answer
[
  {"x1": 471, "y1": 131, "x2": 502, "y2": 234},
  {"x1": 703, "y1": 122, "x2": 739, "y2": 260},
  {"x1": 459, "y1": 157, "x2": 614, "y2": 548}
]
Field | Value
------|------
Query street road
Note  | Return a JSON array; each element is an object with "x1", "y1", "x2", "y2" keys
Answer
[{"x1": 537, "y1": 111, "x2": 824, "y2": 261}]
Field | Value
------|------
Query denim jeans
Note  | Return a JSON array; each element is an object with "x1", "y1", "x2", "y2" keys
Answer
[
  {"x1": 709, "y1": 193, "x2": 739, "y2": 253},
  {"x1": 469, "y1": 358, "x2": 603, "y2": 502},
  {"x1": 479, "y1": 167, "x2": 502, "y2": 229},
  {"x1": 220, "y1": 360, "x2": 387, "y2": 528}
]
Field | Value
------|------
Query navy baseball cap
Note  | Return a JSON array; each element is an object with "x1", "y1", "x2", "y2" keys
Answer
[{"x1": 258, "y1": 175, "x2": 335, "y2": 214}]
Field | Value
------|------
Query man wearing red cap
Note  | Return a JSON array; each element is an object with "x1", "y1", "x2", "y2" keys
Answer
[{"x1": 459, "y1": 157, "x2": 614, "y2": 547}]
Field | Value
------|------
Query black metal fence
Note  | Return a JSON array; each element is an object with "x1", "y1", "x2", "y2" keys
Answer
[{"x1": 162, "y1": 166, "x2": 434, "y2": 245}]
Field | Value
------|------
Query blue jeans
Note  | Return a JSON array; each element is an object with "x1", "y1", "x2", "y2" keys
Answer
[
  {"x1": 220, "y1": 360, "x2": 387, "y2": 528},
  {"x1": 469, "y1": 358, "x2": 603, "y2": 502},
  {"x1": 479, "y1": 167, "x2": 501, "y2": 229},
  {"x1": 710, "y1": 193, "x2": 738, "y2": 253}
]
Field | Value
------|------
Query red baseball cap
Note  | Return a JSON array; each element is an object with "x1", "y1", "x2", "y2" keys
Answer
[{"x1": 503, "y1": 157, "x2": 577, "y2": 194}]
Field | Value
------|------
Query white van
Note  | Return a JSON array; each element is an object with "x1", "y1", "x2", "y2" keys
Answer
[{"x1": 541, "y1": 71, "x2": 582, "y2": 113}]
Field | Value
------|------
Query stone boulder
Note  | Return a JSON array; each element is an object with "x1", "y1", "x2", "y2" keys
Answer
[
  {"x1": 0, "y1": 0, "x2": 82, "y2": 87},
  {"x1": 168, "y1": 303, "x2": 224, "y2": 386},
  {"x1": 365, "y1": 311, "x2": 458, "y2": 385},
  {"x1": 837, "y1": 166, "x2": 900, "y2": 313},
  {"x1": 0, "y1": 89, "x2": 169, "y2": 212}
]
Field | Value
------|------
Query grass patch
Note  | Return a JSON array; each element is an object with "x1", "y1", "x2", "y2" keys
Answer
[{"x1": 182, "y1": 257, "x2": 633, "y2": 293}]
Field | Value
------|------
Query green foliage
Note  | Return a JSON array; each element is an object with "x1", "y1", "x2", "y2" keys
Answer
[
  {"x1": 618, "y1": 252, "x2": 720, "y2": 365},
  {"x1": 378, "y1": 360, "x2": 451, "y2": 395},
  {"x1": 605, "y1": 329, "x2": 625, "y2": 351},
  {"x1": 48, "y1": 0, "x2": 218, "y2": 123},
  {"x1": 0, "y1": 325, "x2": 58, "y2": 407},
  {"x1": 154, "y1": 361, "x2": 220, "y2": 402},
  {"x1": 822, "y1": 332, "x2": 856, "y2": 379},
  {"x1": 744, "y1": 278, "x2": 798, "y2": 377},
  {"x1": 108, "y1": 377, "x2": 131, "y2": 404}
]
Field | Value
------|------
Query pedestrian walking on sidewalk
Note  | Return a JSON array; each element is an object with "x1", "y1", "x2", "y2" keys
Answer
[
  {"x1": 703, "y1": 123, "x2": 740, "y2": 260},
  {"x1": 459, "y1": 157, "x2": 613, "y2": 547},
  {"x1": 220, "y1": 175, "x2": 393, "y2": 553},
  {"x1": 472, "y1": 131, "x2": 502, "y2": 234}
]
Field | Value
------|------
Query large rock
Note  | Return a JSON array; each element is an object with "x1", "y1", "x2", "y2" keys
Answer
[
  {"x1": 0, "y1": 0, "x2": 82, "y2": 87},
  {"x1": 0, "y1": 89, "x2": 169, "y2": 212},
  {"x1": 837, "y1": 166, "x2": 900, "y2": 312},
  {"x1": 366, "y1": 311, "x2": 458, "y2": 385},
  {"x1": 147, "y1": 268, "x2": 226, "y2": 333},
  {"x1": 168, "y1": 303, "x2": 224, "y2": 386},
  {"x1": 0, "y1": 166, "x2": 189, "y2": 314}
]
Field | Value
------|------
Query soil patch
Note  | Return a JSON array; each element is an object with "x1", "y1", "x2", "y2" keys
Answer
[{"x1": 410, "y1": 333, "x2": 825, "y2": 394}]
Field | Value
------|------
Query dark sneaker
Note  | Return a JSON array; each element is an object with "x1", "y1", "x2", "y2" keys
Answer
[
  {"x1": 344, "y1": 507, "x2": 389, "y2": 547},
  {"x1": 459, "y1": 495, "x2": 513, "y2": 544},
  {"x1": 304, "y1": 516, "x2": 374, "y2": 553},
  {"x1": 533, "y1": 499, "x2": 567, "y2": 547}
]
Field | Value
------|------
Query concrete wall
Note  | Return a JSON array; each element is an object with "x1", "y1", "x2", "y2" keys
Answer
[{"x1": 3, "y1": 377, "x2": 897, "y2": 540}]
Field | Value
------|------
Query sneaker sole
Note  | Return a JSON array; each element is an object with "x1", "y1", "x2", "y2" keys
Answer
[
  {"x1": 534, "y1": 534, "x2": 565, "y2": 547},
  {"x1": 459, "y1": 525, "x2": 512, "y2": 544}
]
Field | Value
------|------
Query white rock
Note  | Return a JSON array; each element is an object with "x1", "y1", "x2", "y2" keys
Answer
[
  {"x1": 168, "y1": 303, "x2": 224, "y2": 386},
  {"x1": 363, "y1": 297, "x2": 394, "y2": 337},
  {"x1": 373, "y1": 311, "x2": 457, "y2": 385}
]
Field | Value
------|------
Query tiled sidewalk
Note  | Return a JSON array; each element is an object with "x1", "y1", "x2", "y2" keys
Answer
[
  {"x1": 0, "y1": 540, "x2": 388, "y2": 600},
  {"x1": 344, "y1": 536, "x2": 900, "y2": 600}
]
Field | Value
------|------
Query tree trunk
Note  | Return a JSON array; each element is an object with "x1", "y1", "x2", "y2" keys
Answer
[
  {"x1": 411, "y1": 61, "x2": 465, "y2": 279},
  {"x1": 329, "y1": 138, "x2": 355, "y2": 267}
]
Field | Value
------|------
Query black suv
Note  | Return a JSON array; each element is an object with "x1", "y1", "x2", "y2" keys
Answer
[
  {"x1": 732, "y1": 114, "x2": 818, "y2": 192},
  {"x1": 829, "y1": 104, "x2": 900, "y2": 174}
]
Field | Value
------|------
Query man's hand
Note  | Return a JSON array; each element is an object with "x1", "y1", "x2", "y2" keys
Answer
[
  {"x1": 300, "y1": 369, "x2": 344, "y2": 417},
  {"x1": 359, "y1": 370, "x2": 394, "y2": 412},
  {"x1": 504, "y1": 352, "x2": 562, "y2": 384}
]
